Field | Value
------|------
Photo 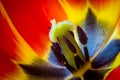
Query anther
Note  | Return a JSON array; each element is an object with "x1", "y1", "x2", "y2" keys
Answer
[
  {"x1": 63, "y1": 36, "x2": 77, "y2": 53},
  {"x1": 77, "y1": 26, "x2": 88, "y2": 45},
  {"x1": 51, "y1": 42, "x2": 76, "y2": 73},
  {"x1": 77, "y1": 26, "x2": 90, "y2": 61}
]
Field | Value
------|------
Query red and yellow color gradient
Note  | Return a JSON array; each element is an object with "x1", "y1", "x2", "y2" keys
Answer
[{"x1": 0, "y1": 0, "x2": 120, "y2": 80}]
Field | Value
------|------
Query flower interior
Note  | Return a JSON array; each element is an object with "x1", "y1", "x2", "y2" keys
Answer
[{"x1": 49, "y1": 19, "x2": 94, "y2": 79}]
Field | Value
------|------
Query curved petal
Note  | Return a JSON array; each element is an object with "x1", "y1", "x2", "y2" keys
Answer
[
  {"x1": 43, "y1": 0, "x2": 67, "y2": 22},
  {"x1": 89, "y1": 0, "x2": 120, "y2": 30},
  {"x1": 19, "y1": 59, "x2": 69, "y2": 80},
  {"x1": 0, "y1": 0, "x2": 51, "y2": 57},
  {"x1": 58, "y1": 0, "x2": 88, "y2": 25},
  {"x1": 83, "y1": 8, "x2": 105, "y2": 57},
  {"x1": 0, "y1": 0, "x2": 51, "y2": 79},
  {"x1": 105, "y1": 66, "x2": 120, "y2": 80},
  {"x1": 92, "y1": 39, "x2": 120, "y2": 69},
  {"x1": 0, "y1": 52, "x2": 17, "y2": 78},
  {"x1": 88, "y1": 0, "x2": 120, "y2": 58}
]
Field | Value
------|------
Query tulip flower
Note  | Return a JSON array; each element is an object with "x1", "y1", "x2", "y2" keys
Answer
[{"x1": 0, "y1": 0, "x2": 120, "y2": 80}]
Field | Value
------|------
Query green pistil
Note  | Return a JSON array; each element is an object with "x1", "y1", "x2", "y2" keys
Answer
[
  {"x1": 57, "y1": 31, "x2": 85, "y2": 70},
  {"x1": 49, "y1": 19, "x2": 75, "y2": 42}
]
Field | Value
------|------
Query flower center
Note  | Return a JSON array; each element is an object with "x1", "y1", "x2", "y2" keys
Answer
[{"x1": 49, "y1": 19, "x2": 91, "y2": 79}]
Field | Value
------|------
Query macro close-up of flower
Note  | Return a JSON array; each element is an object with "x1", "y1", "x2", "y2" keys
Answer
[{"x1": 0, "y1": 0, "x2": 120, "y2": 80}]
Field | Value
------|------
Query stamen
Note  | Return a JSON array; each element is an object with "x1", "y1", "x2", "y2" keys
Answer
[
  {"x1": 74, "y1": 54, "x2": 84, "y2": 69},
  {"x1": 84, "y1": 45, "x2": 90, "y2": 61},
  {"x1": 77, "y1": 26, "x2": 90, "y2": 61},
  {"x1": 63, "y1": 36, "x2": 77, "y2": 53},
  {"x1": 51, "y1": 42, "x2": 76, "y2": 73},
  {"x1": 49, "y1": 20, "x2": 87, "y2": 75},
  {"x1": 63, "y1": 36, "x2": 84, "y2": 69},
  {"x1": 69, "y1": 31, "x2": 74, "y2": 37},
  {"x1": 77, "y1": 26, "x2": 88, "y2": 45},
  {"x1": 52, "y1": 42, "x2": 61, "y2": 52},
  {"x1": 51, "y1": 42, "x2": 64, "y2": 65},
  {"x1": 65, "y1": 62, "x2": 76, "y2": 73}
]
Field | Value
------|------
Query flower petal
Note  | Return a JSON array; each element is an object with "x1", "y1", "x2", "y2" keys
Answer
[
  {"x1": 83, "y1": 8, "x2": 105, "y2": 57},
  {"x1": 58, "y1": 0, "x2": 87, "y2": 25},
  {"x1": 19, "y1": 59, "x2": 69, "y2": 79},
  {"x1": 0, "y1": 0, "x2": 51, "y2": 79},
  {"x1": 1, "y1": 0, "x2": 51, "y2": 57},
  {"x1": 88, "y1": 0, "x2": 120, "y2": 58},
  {"x1": 89, "y1": 0, "x2": 120, "y2": 27},
  {"x1": 50, "y1": 43, "x2": 76, "y2": 73},
  {"x1": 43, "y1": 0, "x2": 67, "y2": 22},
  {"x1": 105, "y1": 66, "x2": 120, "y2": 80},
  {"x1": 92, "y1": 39, "x2": 120, "y2": 68}
]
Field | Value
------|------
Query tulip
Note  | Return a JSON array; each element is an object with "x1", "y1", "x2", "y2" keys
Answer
[{"x1": 0, "y1": 0, "x2": 120, "y2": 80}]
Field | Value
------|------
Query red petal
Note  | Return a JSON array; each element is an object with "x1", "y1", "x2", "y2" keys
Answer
[
  {"x1": 43, "y1": 0, "x2": 67, "y2": 22},
  {"x1": 1, "y1": 0, "x2": 51, "y2": 56},
  {"x1": 0, "y1": 0, "x2": 53, "y2": 79},
  {"x1": 105, "y1": 66, "x2": 120, "y2": 80}
]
